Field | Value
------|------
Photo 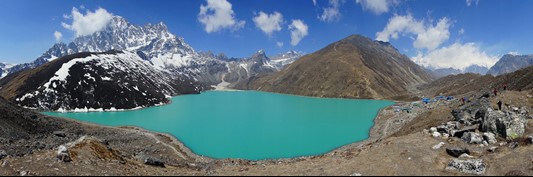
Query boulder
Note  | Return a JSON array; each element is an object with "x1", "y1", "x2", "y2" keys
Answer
[
  {"x1": 527, "y1": 136, "x2": 533, "y2": 145},
  {"x1": 56, "y1": 145, "x2": 71, "y2": 162},
  {"x1": 144, "y1": 158, "x2": 165, "y2": 167},
  {"x1": 446, "y1": 159, "x2": 486, "y2": 175},
  {"x1": 482, "y1": 132, "x2": 497, "y2": 144},
  {"x1": 437, "y1": 125, "x2": 449, "y2": 134},
  {"x1": 451, "y1": 125, "x2": 478, "y2": 138},
  {"x1": 461, "y1": 132, "x2": 484, "y2": 144},
  {"x1": 0, "y1": 150, "x2": 6, "y2": 160},
  {"x1": 446, "y1": 147, "x2": 470, "y2": 158},
  {"x1": 53, "y1": 131, "x2": 66, "y2": 138},
  {"x1": 481, "y1": 109, "x2": 527, "y2": 140}
]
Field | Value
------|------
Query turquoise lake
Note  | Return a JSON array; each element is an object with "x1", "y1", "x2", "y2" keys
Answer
[{"x1": 44, "y1": 91, "x2": 394, "y2": 160}]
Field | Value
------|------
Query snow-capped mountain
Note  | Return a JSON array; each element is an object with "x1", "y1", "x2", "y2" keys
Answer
[
  {"x1": 0, "y1": 51, "x2": 204, "y2": 112},
  {"x1": 269, "y1": 50, "x2": 304, "y2": 70},
  {"x1": 4, "y1": 16, "x2": 301, "y2": 87},
  {"x1": 0, "y1": 62, "x2": 14, "y2": 78}
]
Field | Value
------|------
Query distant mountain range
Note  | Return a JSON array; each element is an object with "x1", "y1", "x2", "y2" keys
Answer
[
  {"x1": 429, "y1": 64, "x2": 490, "y2": 78},
  {"x1": 0, "y1": 16, "x2": 303, "y2": 111},
  {"x1": 3, "y1": 16, "x2": 303, "y2": 85},
  {"x1": 246, "y1": 35, "x2": 433, "y2": 100},
  {"x1": 487, "y1": 54, "x2": 533, "y2": 76}
]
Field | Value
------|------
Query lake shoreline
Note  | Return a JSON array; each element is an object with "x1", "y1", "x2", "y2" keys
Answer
[{"x1": 44, "y1": 90, "x2": 397, "y2": 162}]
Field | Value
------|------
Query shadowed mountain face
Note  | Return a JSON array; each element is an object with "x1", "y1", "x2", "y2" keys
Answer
[
  {"x1": 0, "y1": 51, "x2": 204, "y2": 111},
  {"x1": 487, "y1": 54, "x2": 533, "y2": 76},
  {"x1": 246, "y1": 35, "x2": 433, "y2": 100}
]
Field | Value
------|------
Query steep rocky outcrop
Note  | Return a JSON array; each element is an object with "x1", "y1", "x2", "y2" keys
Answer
[{"x1": 247, "y1": 34, "x2": 433, "y2": 100}]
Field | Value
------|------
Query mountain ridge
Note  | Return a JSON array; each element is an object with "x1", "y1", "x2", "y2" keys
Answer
[{"x1": 245, "y1": 34, "x2": 433, "y2": 100}]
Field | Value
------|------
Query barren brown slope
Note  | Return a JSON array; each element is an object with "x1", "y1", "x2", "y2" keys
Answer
[
  {"x1": 247, "y1": 35, "x2": 433, "y2": 100},
  {"x1": 420, "y1": 65, "x2": 533, "y2": 97}
]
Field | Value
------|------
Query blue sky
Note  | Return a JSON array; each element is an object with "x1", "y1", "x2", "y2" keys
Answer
[{"x1": 1, "y1": 0, "x2": 533, "y2": 70}]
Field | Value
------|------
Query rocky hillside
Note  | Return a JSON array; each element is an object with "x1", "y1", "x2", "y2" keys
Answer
[
  {"x1": 0, "y1": 51, "x2": 203, "y2": 111},
  {"x1": 247, "y1": 34, "x2": 433, "y2": 100},
  {"x1": 420, "y1": 66, "x2": 533, "y2": 97},
  {"x1": 487, "y1": 54, "x2": 533, "y2": 76}
]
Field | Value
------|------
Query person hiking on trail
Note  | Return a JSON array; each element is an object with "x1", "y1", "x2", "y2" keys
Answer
[
  {"x1": 493, "y1": 88, "x2": 498, "y2": 96},
  {"x1": 503, "y1": 84, "x2": 508, "y2": 91},
  {"x1": 497, "y1": 100, "x2": 503, "y2": 111},
  {"x1": 461, "y1": 97, "x2": 465, "y2": 105}
]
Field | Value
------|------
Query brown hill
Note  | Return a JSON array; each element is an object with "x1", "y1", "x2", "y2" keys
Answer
[
  {"x1": 420, "y1": 66, "x2": 533, "y2": 97},
  {"x1": 246, "y1": 35, "x2": 433, "y2": 100}
]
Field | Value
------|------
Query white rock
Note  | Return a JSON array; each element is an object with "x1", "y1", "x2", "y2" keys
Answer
[
  {"x1": 350, "y1": 173, "x2": 362, "y2": 176},
  {"x1": 432, "y1": 142, "x2": 446, "y2": 150},
  {"x1": 459, "y1": 153, "x2": 474, "y2": 158},
  {"x1": 432, "y1": 132, "x2": 442, "y2": 138},
  {"x1": 430, "y1": 127, "x2": 438, "y2": 133},
  {"x1": 482, "y1": 132, "x2": 497, "y2": 144},
  {"x1": 57, "y1": 145, "x2": 68, "y2": 154}
]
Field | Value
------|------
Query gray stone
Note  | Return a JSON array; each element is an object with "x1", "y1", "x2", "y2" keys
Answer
[
  {"x1": 144, "y1": 158, "x2": 165, "y2": 167},
  {"x1": 451, "y1": 125, "x2": 478, "y2": 138},
  {"x1": 56, "y1": 145, "x2": 71, "y2": 162},
  {"x1": 508, "y1": 142, "x2": 519, "y2": 149},
  {"x1": 446, "y1": 159, "x2": 486, "y2": 175},
  {"x1": 0, "y1": 150, "x2": 6, "y2": 160},
  {"x1": 520, "y1": 106, "x2": 529, "y2": 115},
  {"x1": 53, "y1": 131, "x2": 66, "y2": 138},
  {"x1": 1, "y1": 160, "x2": 9, "y2": 168},
  {"x1": 446, "y1": 147, "x2": 470, "y2": 158},
  {"x1": 481, "y1": 109, "x2": 526, "y2": 140},
  {"x1": 482, "y1": 132, "x2": 497, "y2": 144},
  {"x1": 461, "y1": 132, "x2": 484, "y2": 144}
]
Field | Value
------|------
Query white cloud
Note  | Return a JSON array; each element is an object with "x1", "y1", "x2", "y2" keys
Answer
[
  {"x1": 54, "y1": 31, "x2": 63, "y2": 42},
  {"x1": 253, "y1": 11, "x2": 284, "y2": 36},
  {"x1": 319, "y1": 0, "x2": 344, "y2": 22},
  {"x1": 276, "y1": 41, "x2": 284, "y2": 48},
  {"x1": 355, "y1": 0, "x2": 394, "y2": 15},
  {"x1": 198, "y1": 0, "x2": 245, "y2": 33},
  {"x1": 312, "y1": 0, "x2": 317, "y2": 6},
  {"x1": 289, "y1": 20, "x2": 309, "y2": 46},
  {"x1": 412, "y1": 42, "x2": 499, "y2": 70},
  {"x1": 466, "y1": 0, "x2": 479, "y2": 6},
  {"x1": 61, "y1": 7, "x2": 113, "y2": 37},
  {"x1": 376, "y1": 14, "x2": 451, "y2": 50}
]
